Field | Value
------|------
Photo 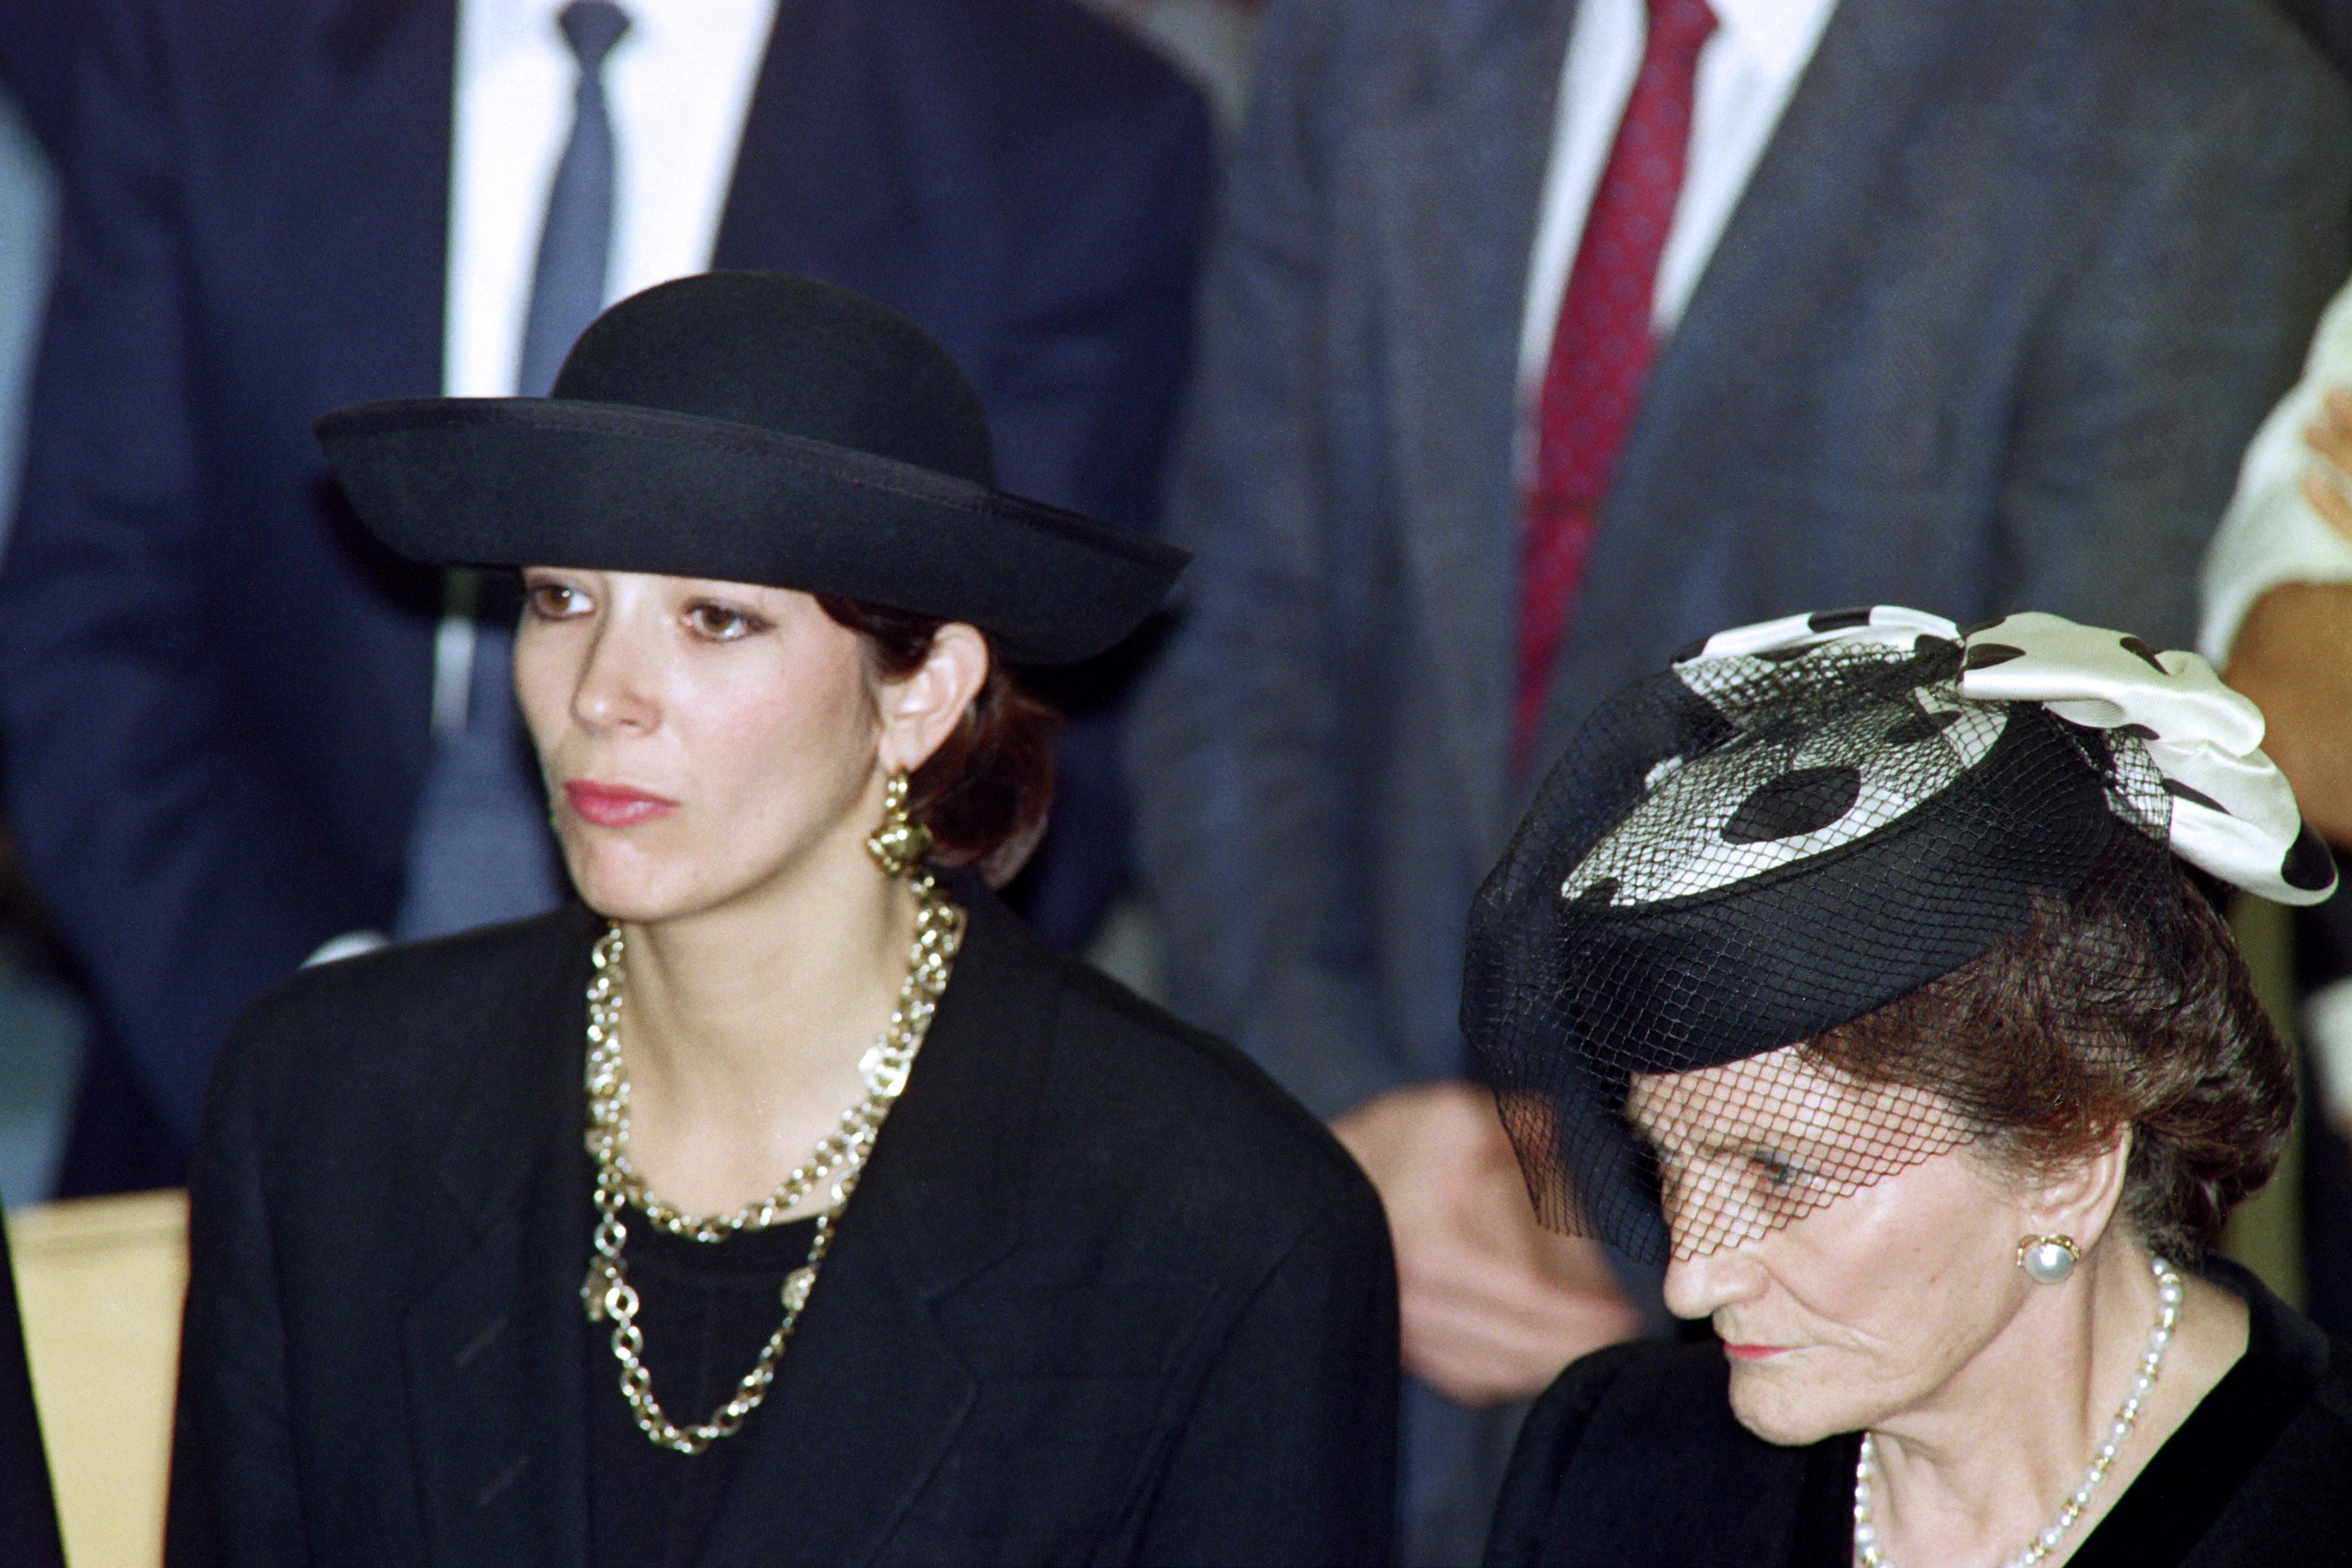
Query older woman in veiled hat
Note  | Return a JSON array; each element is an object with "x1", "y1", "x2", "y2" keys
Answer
[
  {"x1": 168, "y1": 273, "x2": 1396, "y2": 1566},
  {"x1": 1468, "y1": 607, "x2": 2348, "y2": 1568}
]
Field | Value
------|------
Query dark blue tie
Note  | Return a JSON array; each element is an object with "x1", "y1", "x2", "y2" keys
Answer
[
  {"x1": 396, "y1": 0, "x2": 632, "y2": 941},
  {"x1": 519, "y1": 0, "x2": 631, "y2": 399}
]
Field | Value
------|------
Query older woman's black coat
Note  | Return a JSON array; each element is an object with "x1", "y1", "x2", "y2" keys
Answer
[
  {"x1": 1486, "y1": 1258, "x2": 2352, "y2": 1567},
  {"x1": 166, "y1": 881, "x2": 1398, "y2": 1566}
]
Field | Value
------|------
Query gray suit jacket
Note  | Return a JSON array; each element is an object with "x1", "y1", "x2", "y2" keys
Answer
[{"x1": 1130, "y1": 0, "x2": 2352, "y2": 1119}]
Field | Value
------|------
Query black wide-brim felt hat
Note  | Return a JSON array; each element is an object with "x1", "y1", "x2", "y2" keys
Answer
[{"x1": 315, "y1": 271, "x2": 1188, "y2": 665}]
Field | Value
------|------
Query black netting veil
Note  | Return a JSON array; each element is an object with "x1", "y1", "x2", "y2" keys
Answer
[{"x1": 1464, "y1": 634, "x2": 2176, "y2": 1262}]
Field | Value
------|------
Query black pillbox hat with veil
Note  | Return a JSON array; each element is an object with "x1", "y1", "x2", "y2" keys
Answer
[
  {"x1": 314, "y1": 271, "x2": 1188, "y2": 665},
  {"x1": 1464, "y1": 607, "x2": 2336, "y2": 1264}
]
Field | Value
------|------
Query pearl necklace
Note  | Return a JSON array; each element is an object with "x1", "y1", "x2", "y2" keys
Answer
[{"x1": 1853, "y1": 1256, "x2": 2184, "y2": 1568}]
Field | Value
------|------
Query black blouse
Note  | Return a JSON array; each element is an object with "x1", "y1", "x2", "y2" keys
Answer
[
  {"x1": 586, "y1": 1211, "x2": 820, "y2": 1568},
  {"x1": 1488, "y1": 1258, "x2": 2352, "y2": 1568}
]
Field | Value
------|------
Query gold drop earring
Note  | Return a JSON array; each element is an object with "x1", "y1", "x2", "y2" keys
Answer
[{"x1": 864, "y1": 768, "x2": 931, "y2": 879}]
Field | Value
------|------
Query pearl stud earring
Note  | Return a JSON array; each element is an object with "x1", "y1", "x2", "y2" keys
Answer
[{"x1": 2017, "y1": 1234, "x2": 2080, "y2": 1284}]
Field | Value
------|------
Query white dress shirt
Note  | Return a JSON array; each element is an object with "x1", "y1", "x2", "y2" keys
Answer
[
  {"x1": 1515, "y1": 0, "x2": 1839, "y2": 402},
  {"x1": 2197, "y1": 276, "x2": 2352, "y2": 667},
  {"x1": 2197, "y1": 276, "x2": 2352, "y2": 1132},
  {"x1": 445, "y1": 0, "x2": 776, "y2": 400}
]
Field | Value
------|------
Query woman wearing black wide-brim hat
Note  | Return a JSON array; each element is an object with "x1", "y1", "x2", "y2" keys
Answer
[{"x1": 167, "y1": 273, "x2": 1398, "y2": 1567}]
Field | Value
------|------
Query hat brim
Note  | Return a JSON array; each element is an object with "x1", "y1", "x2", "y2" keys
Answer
[{"x1": 316, "y1": 398, "x2": 1189, "y2": 665}]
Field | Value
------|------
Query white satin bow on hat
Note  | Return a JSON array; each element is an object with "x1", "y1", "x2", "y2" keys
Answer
[{"x1": 1672, "y1": 606, "x2": 2338, "y2": 906}]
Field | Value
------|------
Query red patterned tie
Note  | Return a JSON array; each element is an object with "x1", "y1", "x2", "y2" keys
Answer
[{"x1": 1514, "y1": 0, "x2": 1718, "y2": 766}]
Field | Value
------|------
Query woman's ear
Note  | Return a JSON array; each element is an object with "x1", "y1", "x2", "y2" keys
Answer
[
  {"x1": 2024, "y1": 1122, "x2": 2134, "y2": 1256},
  {"x1": 875, "y1": 622, "x2": 990, "y2": 775}
]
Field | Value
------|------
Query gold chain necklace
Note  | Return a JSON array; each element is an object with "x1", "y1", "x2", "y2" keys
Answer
[{"x1": 580, "y1": 872, "x2": 962, "y2": 1454}]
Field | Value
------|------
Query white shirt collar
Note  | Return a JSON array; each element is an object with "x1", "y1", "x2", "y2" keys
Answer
[
  {"x1": 1710, "y1": 0, "x2": 1839, "y2": 86},
  {"x1": 463, "y1": 0, "x2": 565, "y2": 60},
  {"x1": 464, "y1": 0, "x2": 678, "y2": 68}
]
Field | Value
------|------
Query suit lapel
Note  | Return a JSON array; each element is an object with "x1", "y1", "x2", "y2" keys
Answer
[
  {"x1": 709, "y1": 0, "x2": 914, "y2": 303},
  {"x1": 1373, "y1": 0, "x2": 1578, "y2": 860},
  {"x1": 694, "y1": 883, "x2": 1049, "y2": 1567},
  {"x1": 303, "y1": 0, "x2": 453, "y2": 407},
  {"x1": 401, "y1": 915, "x2": 599, "y2": 1568}
]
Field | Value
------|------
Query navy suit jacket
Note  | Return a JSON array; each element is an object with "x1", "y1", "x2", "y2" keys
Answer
[
  {"x1": 0, "y1": 0, "x2": 1210, "y2": 1148},
  {"x1": 0, "y1": 0, "x2": 75, "y2": 158}
]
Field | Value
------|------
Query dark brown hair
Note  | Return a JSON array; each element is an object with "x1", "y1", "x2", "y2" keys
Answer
[
  {"x1": 1806, "y1": 833, "x2": 2291, "y2": 1262},
  {"x1": 817, "y1": 596, "x2": 1060, "y2": 886}
]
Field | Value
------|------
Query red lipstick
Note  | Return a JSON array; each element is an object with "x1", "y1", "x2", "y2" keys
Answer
[
  {"x1": 1723, "y1": 1344, "x2": 1787, "y2": 1362},
  {"x1": 562, "y1": 781, "x2": 679, "y2": 828}
]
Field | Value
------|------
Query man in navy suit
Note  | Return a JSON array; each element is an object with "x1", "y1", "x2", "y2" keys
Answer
[{"x1": 0, "y1": 0, "x2": 1211, "y2": 1187}]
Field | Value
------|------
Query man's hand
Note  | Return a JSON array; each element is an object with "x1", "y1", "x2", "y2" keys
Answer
[{"x1": 1331, "y1": 1081, "x2": 1641, "y2": 1406}]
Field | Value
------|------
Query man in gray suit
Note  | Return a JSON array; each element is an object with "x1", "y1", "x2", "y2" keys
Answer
[{"x1": 1130, "y1": 0, "x2": 2350, "y2": 1560}]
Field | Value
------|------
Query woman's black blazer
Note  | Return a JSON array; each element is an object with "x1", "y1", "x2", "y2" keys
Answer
[{"x1": 166, "y1": 879, "x2": 1399, "y2": 1566}]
